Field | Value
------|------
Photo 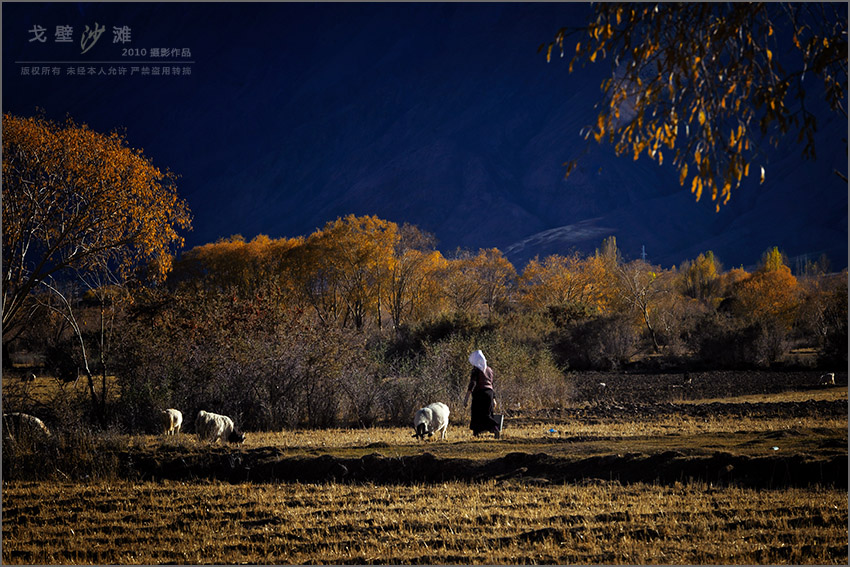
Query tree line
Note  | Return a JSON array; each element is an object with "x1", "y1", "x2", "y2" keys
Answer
[
  {"x1": 167, "y1": 216, "x2": 845, "y2": 369},
  {"x1": 5, "y1": 212, "x2": 846, "y2": 432}
]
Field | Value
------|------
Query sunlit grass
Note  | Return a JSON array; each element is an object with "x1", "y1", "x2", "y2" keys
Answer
[
  {"x1": 134, "y1": 414, "x2": 846, "y2": 446},
  {"x1": 2, "y1": 374, "x2": 120, "y2": 403},
  {"x1": 124, "y1": 409, "x2": 846, "y2": 462},
  {"x1": 673, "y1": 386, "x2": 847, "y2": 405},
  {"x1": 3, "y1": 479, "x2": 846, "y2": 565}
]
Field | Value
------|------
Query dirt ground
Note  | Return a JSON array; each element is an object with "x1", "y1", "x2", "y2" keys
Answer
[
  {"x1": 121, "y1": 440, "x2": 846, "y2": 489},
  {"x1": 564, "y1": 368, "x2": 847, "y2": 405}
]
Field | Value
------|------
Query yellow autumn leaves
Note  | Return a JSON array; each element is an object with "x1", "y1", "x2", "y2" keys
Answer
[
  {"x1": 2, "y1": 112, "x2": 192, "y2": 331},
  {"x1": 172, "y1": 216, "x2": 519, "y2": 331},
  {"x1": 541, "y1": 3, "x2": 844, "y2": 211}
]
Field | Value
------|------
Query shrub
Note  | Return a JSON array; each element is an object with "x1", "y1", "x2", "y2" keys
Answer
[
  {"x1": 547, "y1": 302, "x2": 598, "y2": 328},
  {"x1": 115, "y1": 290, "x2": 366, "y2": 431},
  {"x1": 489, "y1": 308, "x2": 557, "y2": 353},
  {"x1": 417, "y1": 334, "x2": 480, "y2": 402},
  {"x1": 479, "y1": 334, "x2": 571, "y2": 411},
  {"x1": 550, "y1": 315, "x2": 636, "y2": 370},
  {"x1": 690, "y1": 314, "x2": 788, "y2": 368},
  {"x1": 2, "y1": 424, "x2": 128, "y2": 481},
  {"x1": 380, "y1": 319, "x2": 572, "y2": 422},
  {"x1": 409, "y1": 311, "x2": 485, "y2": 347}
]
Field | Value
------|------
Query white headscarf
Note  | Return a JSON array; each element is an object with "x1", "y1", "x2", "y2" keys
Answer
[{"x1": 468, "y1": 349, "x2": 487, "y2": 372}]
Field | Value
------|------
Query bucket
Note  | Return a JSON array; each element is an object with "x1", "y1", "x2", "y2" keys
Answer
[{"x1": 494, "y1": 414, "x2": 504, "y2": 432}]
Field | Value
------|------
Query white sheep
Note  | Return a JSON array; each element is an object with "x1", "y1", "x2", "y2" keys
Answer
[
  {"x1": 195, "y1": 410, "x2": 245, "y2": 444},
  {"x1": 161, "y1": 408, "x2": 183, "y2": 436},
  {"x1": 2, "y1": 412, "x2": 51, "y2": 443},
  {"x1": 412, "y1": 402, "x2": 450, "y2": 441},
  {"x1": 819, "y1": 372, "x2": 835, "y2": 386}
]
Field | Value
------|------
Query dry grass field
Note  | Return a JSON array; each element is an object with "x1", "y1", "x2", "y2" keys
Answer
[
  {"x1": 2, "y1": 372, "x2": 847, "y2": 564},
  {"x1": 3, "y1": 479, "x2": 847, "y2": 564}
]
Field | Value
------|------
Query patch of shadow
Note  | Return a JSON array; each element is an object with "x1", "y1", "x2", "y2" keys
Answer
[
  {"x1": 819, "y1": 438, "x2": 847, "y2": 449},
  {"x1": 764, "y1": 429, "x2": 805, "y2": 439},
  {"x1": 241, "y1": 516, "x2": 283, "y2": 529}
]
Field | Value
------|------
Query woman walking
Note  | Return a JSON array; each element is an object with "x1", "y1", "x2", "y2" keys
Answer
[{"x1": 463, "y1": 350, "x2": 501, "y2": 439}]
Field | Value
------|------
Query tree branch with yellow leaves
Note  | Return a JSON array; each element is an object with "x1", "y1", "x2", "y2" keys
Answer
[{"x1": 541, "y1": 2, "x2": 847, "y2": 209}]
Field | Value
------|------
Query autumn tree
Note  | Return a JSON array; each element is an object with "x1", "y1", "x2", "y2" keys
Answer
[
  {"x1": 518, "y1": 238, "x2": 621, "y2": 319},
  {"x1": 760, "y1": 246, "x2": 790, "y2": 272},
  {"x1": 2, "y1": 113, "x2": 191, "y2": 335},
  {"x1": 615, "y1": 259, "x2": 671, "y2": 352},
  {"x1": 438, "y1": 248, "x2": 517, "y2": 316},
  {"x1": 299, "y1": 215, "x2": 398, "y2": 329},
  {"x1": 731, "y1": 247, "x2": 801, "y2": 329},
  {"x1": 591, "y1": 235, "x2": 623, "y2": 312},
  {"x1": 173, "y1": 233, "x2": 304, "y2": 306},
  {"x1": 542, "y1": 3, "x2": 847, "y2": 207},
  {"x1": 798, "y1": 253, "x2": 832, "y2": 277},
  {"x1": 439, "y1": 250, "x2": 484, "y2": 314},
  {"x1": 384, "y1": 224, "x2": 446, "y2": 330},
  {"x1": 595, "y1": 235, "x2": 622, "y2": 268},
  {"x1": 176, "y1": 234, "x2": 255, "y2": 292},
  {"x1": 475, "y1": 248, "x2": 517, "y2": 315},
  {"x1": 720, "y1": 266, "x2": 751, "y2": 295},
  {"x1": 2, "y1": 112, "x2": 191, "y2": 424},
  {"x1": 518, "y1": 252, "x2": 600, "y2": 315},
  {"x1": 678, "y1": 251, "x2": 723, "y2": 304}
]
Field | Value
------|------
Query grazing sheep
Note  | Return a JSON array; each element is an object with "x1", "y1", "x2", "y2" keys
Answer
[
  {"x1": 3, "y1": 412, "x2": 51, "y2": 442},
  {"x1": 161, "y1": 408, "x2": 183, "y2": 436},
  {"x1": 819, "y1": 372, "x2": 835, "y2": 386},
  {"x1": 412, "y1": 402, "x2": 450, "y2": 441},
  {"x1": 195, "y1": 410, "x2": 245, "y2": 444}
]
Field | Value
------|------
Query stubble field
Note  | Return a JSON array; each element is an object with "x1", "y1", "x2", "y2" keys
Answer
[
  {"x1": 2, "y1": 370, "x2": 848, "y2": 564},
  {"x1": 3, "y1": 478, "x2": 847, "y2": 564}
]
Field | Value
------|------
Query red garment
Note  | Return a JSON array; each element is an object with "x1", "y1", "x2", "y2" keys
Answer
[{"x1": 468, "y1": 366, "x2": 494, "y2": 392}]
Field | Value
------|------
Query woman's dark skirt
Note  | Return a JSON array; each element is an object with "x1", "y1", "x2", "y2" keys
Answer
[{"x1": 470, "y1": 388, "x2": 500, "y2": 435}]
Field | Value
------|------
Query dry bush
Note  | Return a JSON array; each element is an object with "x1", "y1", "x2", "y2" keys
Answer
[
  {"x1": 690, "y1": 313, "x2": 789, "y2": 368},
  {"x1": 2, "y1": 424, "x2": 128, "y2": 481},
  {"x1": 550, "y1": 315, "x2": 636, "y2": 370}
]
